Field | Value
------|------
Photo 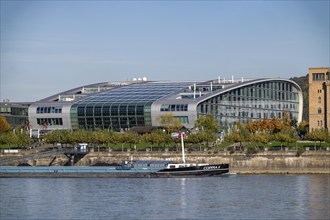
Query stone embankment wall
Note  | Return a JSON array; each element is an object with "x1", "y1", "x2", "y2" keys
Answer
[{"x1": 5, "y1": 150, "x2": 329, "y2": 174}]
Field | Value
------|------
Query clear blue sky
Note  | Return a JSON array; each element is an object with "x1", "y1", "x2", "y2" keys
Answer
[{"x1": 1, "y1": 0, "x2": 329, "y2": 102}]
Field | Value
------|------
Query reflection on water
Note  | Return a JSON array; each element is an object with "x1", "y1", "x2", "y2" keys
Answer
[
  {"x1": 179, "y1": 178, "x2": 187, "y2": 207},
  {"x1": 309, "y1": 175, "x2": 330, "y2": 219},
  {"x1": 1, "y1": 175, "x2": 329, "y2": 219},
  {"x1": 294, "y1": 176, "x2": 310, "y2": 218}
]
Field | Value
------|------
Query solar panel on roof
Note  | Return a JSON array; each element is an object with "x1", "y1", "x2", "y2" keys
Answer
[{"x1": 75, "y1": 82, "x2": 193, "y2": 104}]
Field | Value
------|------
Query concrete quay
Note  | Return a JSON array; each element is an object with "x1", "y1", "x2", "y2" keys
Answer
[{"x1": 1, "y1": 150, "x2": 329, "y2": 174}]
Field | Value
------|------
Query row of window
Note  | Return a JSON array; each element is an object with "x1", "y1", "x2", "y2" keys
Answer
[
  {"x1": 199, "y1": 112, "x2": 298, "y2": 127},
  {"x1": 200, "y1": 111, "x2": 297, "y2": 122},
  {"x1": 223, "y1": 90, "x2": 297, "y2": 101},
  {"x1": 175, "y1": 116, "x2": 189, "y2": 124},
  {"x1": 199, "y1": 102, "x2": 298, "y2": 114},
  {"x1": 73, "y1": 103, "x2": 154, "y2": 130},
  {"x1": 77, "y1": 116, "x2": 148, "y2": 130},
  {"x1": 5, "y1": 107, "x2": 28, "y2": 116},
  {"x1": 217, "y1": 111, "x2": 290, "y2": 119},
  {"x1": 160, "y1": 104, "x2": 188, "y2": 112},
  {"x1": 160, "y1": 115, "x2": 189, "y2": 124},
  {"x1": 36, "y1": 118, "x2": 63, "y2": 126},
  {"x1": 229, "y1": 82, "x2": 295, "y2": 93},
  {"x1": 36, "y1": 107, "x2": 62, "y2": 114},
  {"x1": 200, "y1": 107, "x2": 297, "y2": 119},
  {"x1": 76, "y1": 115, "x2": 189, "y2": 131},
  {"x1": 312, "y1": 72, "x2": 330, "y2": 81},
  {"x1": 203, "y1": 102, "x2": 298, "y2": 110},
  {"x1": 77, "y1": 105, "x2": 147, "y2": 117}
]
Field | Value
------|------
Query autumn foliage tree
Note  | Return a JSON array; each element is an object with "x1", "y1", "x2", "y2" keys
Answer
[
  {"x1": 250, "y1": 132, "x2": 270, "y2": 147},
  {"x1": 237, "y1": 114, "x2": 298, "y2": 147},
  {"x1": 305, "y1": 129, "x2": 329, "y2": 147},
  {"x1": 246, "y1": 118, "x2": 272, "y2": 133},
  {"x1": 68, "y1": 129, "x2": 91, "y2": 146},
  {"x1": 44, "y1": 130, "x2": 70, "y2": 146},
  {"x1": 141, "y1": 130, "x2": 172, "y2": 149},
  {"x1": 119, "y1": 131, "x2": 140, "y2": 148},
  {"x1": 296, "y1": 120, "x2": 309, "y2": 138},
  {"x1": 274, "y1": 129, "x2": 297, "y2": 149},
  {"x1": 0, "y1": 116, "x2": 12, "y2": 133},
  {"x1": 159, "y1": 113, "x2": 182, "y2": 134},
  {"x1": 194, "y1": 115, "x2": 218, "y2": 132},
  {"x1": 0, "y1": 128, "x2": 31, "y2": 148},
  {"x1": 246, "y1": 116, "x2": 291, "y2": 135},
  {"x1": 224, "y1": 122, "x2": 251, "y2": 147}
]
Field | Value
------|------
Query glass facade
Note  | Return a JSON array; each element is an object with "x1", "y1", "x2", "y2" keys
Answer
[
  {"x1": 1, "y1": 103, "x2": 30, "y2": 128},
  {"x1": 197, "y1": 81, "x2": 300, "y2": 129},
  {"x1": 70, "y1": 82, "x2": 192, "y2": 131}
]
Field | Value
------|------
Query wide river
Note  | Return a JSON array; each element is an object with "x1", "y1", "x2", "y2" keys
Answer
[{"x1": 1, "y1": 175, "x2": 329, "y2": 220}]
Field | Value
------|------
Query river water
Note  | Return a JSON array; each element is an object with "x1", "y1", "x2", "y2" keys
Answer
[{"x1": 1, "y1": 175, "x2": 329, "y2": 220}]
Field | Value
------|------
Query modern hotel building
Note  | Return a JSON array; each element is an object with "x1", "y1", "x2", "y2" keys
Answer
[{"x1": 26, "y1": 77, "x2": 303, "y2": 132}]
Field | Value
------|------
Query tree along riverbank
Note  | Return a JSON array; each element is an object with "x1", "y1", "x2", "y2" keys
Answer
[{"x1": 1, "y1": 149, "x2": 329, "y2": 174}]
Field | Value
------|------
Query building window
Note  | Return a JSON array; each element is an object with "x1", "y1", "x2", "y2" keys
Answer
[
  {"x1": 174, "y1": 116, "x2": 189, "y2": 124},
  {"x1": 160, "y1": 105, "x2": 169, "y2": 111},
  {"x1": 94, "y1": 107, "x2": 102, "y2": 116},
  {"x1": 86, "y1": 107, "x2": 93, "y2": 116},
  {"x1": 78, "y1": 107, "x2": 85, "y2": 116},
  {"x1": 318, "y1": 107, "x2": 322, "y2": 114},
  {"x1": 318, "y1": 97, "x2": 322, "y2": 104}
]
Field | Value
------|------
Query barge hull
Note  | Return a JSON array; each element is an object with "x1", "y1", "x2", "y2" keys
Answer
[
  {"x1": 0, "y1": 169, "x2": 229, "y2": 178},
  {"x1": 0, "y1": 170, "x2": 229, "y2": 178},
  {"x1": 0, "y1": 163, "x2": 230, "y2": 178},
  {"x1": 0, "y1": 171, "x2": 229, "y2": 178},
  {"x1": 0, "y1": 172, "x2": 158, "y2": 178}
]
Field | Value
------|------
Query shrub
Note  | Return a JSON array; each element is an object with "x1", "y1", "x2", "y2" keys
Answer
[
  {"x1": 296, "y1": 148, "x2": 305, "y2": 157},
  {"x1": 246, "y1": 147, "x2": 258, "y2": 156}
]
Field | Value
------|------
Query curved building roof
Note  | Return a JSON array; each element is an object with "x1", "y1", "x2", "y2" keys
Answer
[{"x1": 195, "y1": 78, "x2": 302, "y2": 105}]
